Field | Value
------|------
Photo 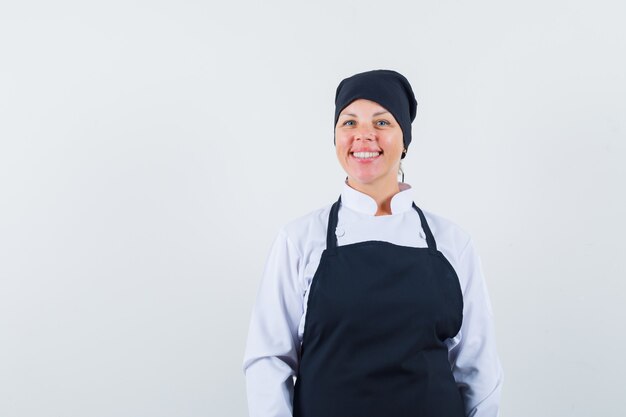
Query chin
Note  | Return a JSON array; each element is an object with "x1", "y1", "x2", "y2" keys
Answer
[
  {"x1": 348, "y1": 174, "x2": 381, "y2": 186},
  {"x1": 347, "y1": 169, "x2": 398, "y2": 188}
]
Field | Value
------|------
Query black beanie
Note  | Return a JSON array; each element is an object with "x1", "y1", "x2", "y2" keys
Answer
[{"x1": 334, "y1": 69, "x2": 418, "y2": 159}]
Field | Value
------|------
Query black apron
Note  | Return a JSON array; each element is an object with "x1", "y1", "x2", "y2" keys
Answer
[{"x1": 293, "y1": 196, "x2": 465, "y2": 417}]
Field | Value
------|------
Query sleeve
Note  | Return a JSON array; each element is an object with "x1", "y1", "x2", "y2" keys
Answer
[
  {"x1": 242, "y1": 228, "x2": 304, "y2": 417},
  {"x1": 447, "y1": 238, "x2": 504, "y2": 417}
]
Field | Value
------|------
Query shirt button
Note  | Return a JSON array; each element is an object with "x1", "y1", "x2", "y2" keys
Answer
[{"x1": 335, "y1": 228, "x2": 345, "y2": 237}]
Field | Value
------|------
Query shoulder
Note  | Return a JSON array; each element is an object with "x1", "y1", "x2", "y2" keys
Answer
[
  {"x1": 419, "y1": 208, "x2": 487, "y2": 296},
  {"x1": 420, "y1": 207, "x2": 473, "y2": 258},
  {"x1": 278, "y1": 203, "x2": 334, "y2": 257},
  {"x1": 282, "y1": 203, "x2": 333, "y2": 237}
]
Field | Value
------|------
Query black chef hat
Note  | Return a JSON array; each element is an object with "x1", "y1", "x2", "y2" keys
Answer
[{"x1": 334, "y1": 69, "x2": 418, "y2": 158}]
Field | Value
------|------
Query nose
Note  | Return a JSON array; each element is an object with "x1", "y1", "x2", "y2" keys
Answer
[{"x1": 355, "y1": 125, "x2": 375, "y2": 141}]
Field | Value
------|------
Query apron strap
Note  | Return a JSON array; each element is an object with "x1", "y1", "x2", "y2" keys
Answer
[
  {"x1": 412, "y1": 202, "x2": 437, "y2": 251},
  {"x1": 326, "y1": 196, "x2": 342, "y2": 251}
]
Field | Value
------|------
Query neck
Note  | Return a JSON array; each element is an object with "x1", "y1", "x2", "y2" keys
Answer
[{"x1": 347, "y1": 176, "x2": 400, "y2": 216}]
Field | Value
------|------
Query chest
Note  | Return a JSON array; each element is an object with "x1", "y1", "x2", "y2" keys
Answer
[{"x1": 305, "y1": 242, "x2": 464, "y2": 344}]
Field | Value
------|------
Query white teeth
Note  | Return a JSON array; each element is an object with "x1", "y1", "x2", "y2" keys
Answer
[{"x1": 353, "y1": 151, "x2": 380, "y2": 159}]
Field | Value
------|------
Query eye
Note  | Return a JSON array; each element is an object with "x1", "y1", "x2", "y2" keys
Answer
[
  {"x1": 376, "y1": 120, "x2": 390, "y2": 127},
  {"x1": 342, "y1": 120, "x2": 355, "y2": 126}
]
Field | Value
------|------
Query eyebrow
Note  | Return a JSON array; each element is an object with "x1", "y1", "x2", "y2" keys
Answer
[{"x1": 339, "y1": 111, "x2": 390, "y2": 117}]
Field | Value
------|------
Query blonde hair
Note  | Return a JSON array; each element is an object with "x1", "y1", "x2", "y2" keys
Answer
[{"x1": 398, "y1": 160, "x2": 405, "y2": 183}]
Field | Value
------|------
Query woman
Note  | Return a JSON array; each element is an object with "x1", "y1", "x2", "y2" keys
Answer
[{"x1": 243, "y1": 69, "x2": 503, "y2": 417}]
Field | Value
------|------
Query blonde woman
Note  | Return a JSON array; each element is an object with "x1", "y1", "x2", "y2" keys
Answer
[{"x1": 243, "y1": 69, "x2": 503, "y2": 417}]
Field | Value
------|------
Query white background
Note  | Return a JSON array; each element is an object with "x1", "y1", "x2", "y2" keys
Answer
[{"x1": 1, "y1": 1, "x2": 625, "y2": 416}]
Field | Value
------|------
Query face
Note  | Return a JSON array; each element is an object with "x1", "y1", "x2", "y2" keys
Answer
[{"x1": 335, "y1": 99, "x2": 404, "y2": 189}]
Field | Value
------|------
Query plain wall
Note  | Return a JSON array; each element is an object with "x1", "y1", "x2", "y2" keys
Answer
[{"x1": 1, "y1": 0, "x2": 625, "y2": 416}]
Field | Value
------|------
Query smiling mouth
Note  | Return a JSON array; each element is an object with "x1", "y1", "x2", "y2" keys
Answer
[{"x1": 351, "y1": 151, "x2": 382, "y2": 159}]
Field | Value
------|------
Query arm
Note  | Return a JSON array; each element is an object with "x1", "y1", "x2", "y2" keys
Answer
[
  {"x1": 448, "y1": 238, "x2": 504, "y2": 417},
  {"x1": 242, "y1": 229, "x2": 304, "y2": 417}
]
